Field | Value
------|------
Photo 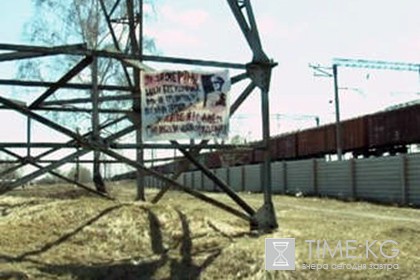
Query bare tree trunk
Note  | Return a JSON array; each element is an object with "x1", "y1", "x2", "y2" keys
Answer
[
  {"x1": 93, "y1": 150, "x2": 106, "y2": 192},
  {"x1": 92, "y1": 55, "x2": 107, "y2": 193}
]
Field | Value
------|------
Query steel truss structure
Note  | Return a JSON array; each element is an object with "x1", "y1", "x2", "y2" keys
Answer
[{"x1": 0, "y1": 0, "x2": 277, "y2": 231}]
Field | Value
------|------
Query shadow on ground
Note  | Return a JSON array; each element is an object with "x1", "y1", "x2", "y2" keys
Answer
[{"x1": 0, "y1": 203, "x2": 225, "y2": 279}]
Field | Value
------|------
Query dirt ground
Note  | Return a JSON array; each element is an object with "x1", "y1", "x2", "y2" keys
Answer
[{"x1": 0, "y1": 182, "x2": 419, "y2": 279}]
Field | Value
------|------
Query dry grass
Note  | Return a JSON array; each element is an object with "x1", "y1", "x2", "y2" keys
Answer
[{"x1": 0, "y1": 183, "x2": 419, "y2": 279}]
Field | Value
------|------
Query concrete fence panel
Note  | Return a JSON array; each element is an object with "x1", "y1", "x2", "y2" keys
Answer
[
  {"x1": 271, "y1": 161, "x2": 286, "y2": 194},
  {"x1": 214, "y1": 168, "x2": 228, "y2": 192},
  {"x1": 173, "y1": 153, "x2": 420, "y2": 207},
  {"x1": 244, "y1": 164, "x2": 262, "y2": 192},
  {"x1": 202, "y1": 171, "x2": 215, "y2": 192},
  {"x1": 407, "y1": 153, "x2": 420, "y2": 206},
  {"x1": 317, "y1": 159, "x2": 351, "y2": 198},
  {"x1": 192, "y1": 171, "x2": 202, "y2": 190},
  {"x1": 229, "y1": 166, "x2": 244, "y2": 192},
  {"x1": 355, "y1": 156, "x2": 401, "y2": 203},
  {"x1": 286, "y1": 160, "x2": 313, "y2": 194}
]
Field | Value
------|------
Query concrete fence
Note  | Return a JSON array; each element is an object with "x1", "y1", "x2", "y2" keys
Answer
[{"x1": 144, "y1": 153, "x2": 420, "y2": 207}]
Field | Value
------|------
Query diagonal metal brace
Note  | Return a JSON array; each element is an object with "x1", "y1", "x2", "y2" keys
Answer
[
  {"x1": 0, "y1": 116, "x2": 126, "y2": 180},
  {"x1": 150, "y1": 140, "x2": 209, "y2": 203},
  {"x1": 227, "y1": 0, "x2": 268, "y2": 62},
  {"x1": 29, "y1": 56, "x2": 93, "y2": 109},
  {"x1": 230, "y1": 81, "x2": 256, "y2": 116},
  {"x1": 0, "y1": 43, "x2": 87, "y2": 62},
  {"x1": 0, "y1": 148, "x2": 113, "y2": 200},
  {"x1": 171, "y1": 141, "x2": 256, "y2": 217},
  {"x1": 0, "y1": 95, "x2": 250, "y2": 221},
  {"x1": 100, "y1": 148, "x2": 251, "y2": 221}
]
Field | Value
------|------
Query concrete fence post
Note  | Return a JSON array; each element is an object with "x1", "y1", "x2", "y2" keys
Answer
[
  {"x1": 349, "y1": 158, "x2": 356, "y2": 200},
  {"x1": 213, "y1": 169, "x2": 217, "y2": 192},
  {"x1": 227, "y1": 167, "x2": 231, "y2": 191},
  {"x1": 400, "y1": 154, "x2": 408, "y2": 205},
  {"x1": 282, "y1": 161, "x2": 287, "y2": 194},
  {"x1": 312, "y1": 159, "x2": 318, "y2": 195},
  {"x1": 241, "y1": 165, "x2": 245, "y2": 192}
]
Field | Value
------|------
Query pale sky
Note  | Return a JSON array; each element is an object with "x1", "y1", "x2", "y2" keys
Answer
[
  {"x1": 0, "y1": 0, "x2": 419, "y2": 144},
  {"x1": 144, "y1": 0, "x2": 420, "y2": 137}
]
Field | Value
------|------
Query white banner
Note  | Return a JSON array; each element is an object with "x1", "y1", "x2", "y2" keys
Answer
[{"x1": 141, "y1": 70, "x2": 230, "y2": 141}]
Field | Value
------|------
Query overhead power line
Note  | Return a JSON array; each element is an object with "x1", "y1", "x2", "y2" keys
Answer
[{"x1": 333, "y1": 58, "x2": 420, "y2": 72}]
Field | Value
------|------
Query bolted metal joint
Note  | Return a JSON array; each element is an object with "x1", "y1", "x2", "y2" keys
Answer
[
  {"x1": 246, "y1": 61, "x2": 277, "y2": 93},
  {"x1": 250, "y1": 201, "x2": 278, "y2": 233},
  {"x1": 23, "y1": 156, "x2": 36, "y2": 164},
  {"x1": 87, "y1": 136, "x2": 108, "y2": 151}
]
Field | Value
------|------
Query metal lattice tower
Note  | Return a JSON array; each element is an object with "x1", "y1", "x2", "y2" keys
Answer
[{"x1": 0, "y1": 0, "x2": 278, "y2": 231}]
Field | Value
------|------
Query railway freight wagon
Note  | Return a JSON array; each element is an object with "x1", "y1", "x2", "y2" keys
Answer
[
  {"x1": 295, "y1": 124, "x2": 337, "y2": 158},
  {"x1": 112, "y1": 104, "x2": 420, "y2": 180},
  {"x1": 368, "y1": 104, "x2": 420, "y2": 155},
  {"x1": 275, "y1": 133, "x2": 298, "y2": 160},
  {"x1": 252, "y1": 133, "x2": 298, "y2": 163},
  {"x1": 342, "y1": 116, "x2": 368, "y2": 156}
]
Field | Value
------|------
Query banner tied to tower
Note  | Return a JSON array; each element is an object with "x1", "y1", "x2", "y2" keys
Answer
[{"x1": 141, "y1": 70, "x2": 230, "y2": 141}]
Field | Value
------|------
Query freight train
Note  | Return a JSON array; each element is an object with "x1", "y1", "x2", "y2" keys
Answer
[{"x1": 114, "y1": 103, "x2": 420, "y2": 178}]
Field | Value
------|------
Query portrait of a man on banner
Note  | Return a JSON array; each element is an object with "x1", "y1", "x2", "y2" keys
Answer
[{"x1": 141, "y1": 70, "x2": 230, "y2": 141}]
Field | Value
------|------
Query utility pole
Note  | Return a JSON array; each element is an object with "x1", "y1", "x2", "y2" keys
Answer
[
  {"x1": 311, "y1": 58, "x2": 420, "y2": 161},
  {"x1": 332, "y1": 64, "x2": 342, "y2": 160},
  {"x1": 309, "y1": 63, "x2": 343, "y2": 160}
]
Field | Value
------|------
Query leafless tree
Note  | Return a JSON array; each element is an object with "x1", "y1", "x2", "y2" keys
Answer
[{"x1": 16, "y1": 0, "x2": 157, "y2": 193}]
